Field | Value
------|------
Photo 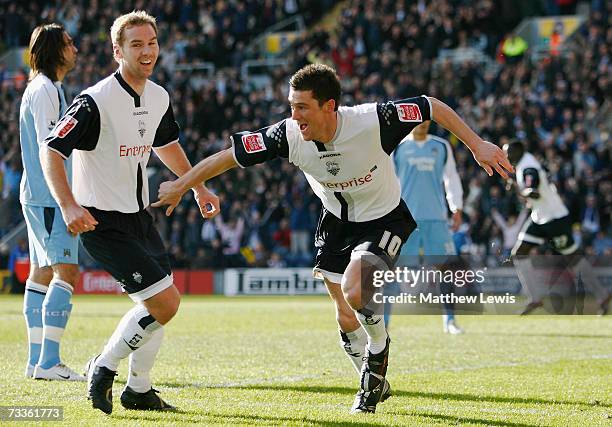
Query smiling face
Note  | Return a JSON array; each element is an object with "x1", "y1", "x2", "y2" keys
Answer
[
  {"x1": 288, "y1": 88, "x2": 336, "y2": 142},
  {"x1": 114, "y1": 23, "x2": 158, "y2": 83}
]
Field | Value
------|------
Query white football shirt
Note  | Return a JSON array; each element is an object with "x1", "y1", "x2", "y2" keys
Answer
[
  {"x1": 232, "y1": 95, "x2": 432, "y2": 222},
  {"x1": 516, "y1": 152, "x2": 568, "y2": 224},
  {"x1": 46, "y1": 71, "x2": 179, "y2": 213}
]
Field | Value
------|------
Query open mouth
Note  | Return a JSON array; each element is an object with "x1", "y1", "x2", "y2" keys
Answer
[
  {"x1": 140, "y1": 59, "x2": 152, "y2": 66},
  {"x1": 299, "y1": 123, "x2": 308, "y2": 132}
]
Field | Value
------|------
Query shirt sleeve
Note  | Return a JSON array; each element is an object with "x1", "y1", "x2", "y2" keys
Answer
[
  {"x1": 31, "y1": 85, "x2": 61, "y2": 145},
  {"x1": 377, "y1": 95, "x2": 432, "y2": 154},
  {"x1": 231, "y1": 119, "x2": 289, "y2": 168},
  {"x1": 45, "y1": 94, "x2": 101, "y2": 159},
  {"x1": 153, "y1": 102, "x2": 180, "y2": 148},
  {"x1": 442, "y1": 140, "x2": 463, "y2": 213}
]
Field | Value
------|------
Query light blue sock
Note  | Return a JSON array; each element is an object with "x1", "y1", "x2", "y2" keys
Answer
[
  {"x1": 38, "y1": 280, "x2": 73, "y2": 369},
  {"x1": 23, "y1": 280, "x2": 47, "y2": 367}
]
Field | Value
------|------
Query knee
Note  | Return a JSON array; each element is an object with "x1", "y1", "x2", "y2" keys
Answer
[
  {"x1": 341, "y1": 278, "x2": 361, "y2": 310},
  {"x1": 160, "y1": 292, "x2": 181, "y2": 325},
  {"x1": 159, "y1": 295, "x2": 181, "y2": 324},
  {"x1": 54, "y1": 266, "x2": 80, "y2": 286},
  {"x1": 148, "y1": 292, "x2": 181, "y2": 325},
  {"x1": 336, "y1": 304, "x2": 357, "y2": 328},
  {"x1": 29, "y1": 267, "x2": 53, "y2": 285}
]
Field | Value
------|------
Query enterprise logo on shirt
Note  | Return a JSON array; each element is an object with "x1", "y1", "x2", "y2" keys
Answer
[
  {"x1": 323, "y1": 170, "x2": 375, "y2": 190},
  {"x1": 119, "y1": 144, "x2": 151, "y2": 157}
]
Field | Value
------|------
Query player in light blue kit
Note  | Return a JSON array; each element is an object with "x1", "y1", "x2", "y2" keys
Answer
[
  {"x1": 388, "y1": 120, "x2": 465, "y2": 334},
  {"x1": 19, "y1": 24, "x2": 84, "y2": 380}
]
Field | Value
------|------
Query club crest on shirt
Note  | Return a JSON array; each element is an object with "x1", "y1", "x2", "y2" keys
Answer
[
  {"x1": 326, "y1": 160, "x2": 340, "y2": 176},
  {"x1": 132, "y1": 272, "x2": 142, "y2": 284},
  {"x1": 138, "y1": 120, "x2": 146, "y2": 138},
  {"x1": 241, "y1": 133, "x2": 266, "y2": 153},
  {"x1": 53, "y1": 115, "x2": 78, "y2": 138},
  {"x1": 396, "y1": 103, "x2": 422, "y2": 122}
]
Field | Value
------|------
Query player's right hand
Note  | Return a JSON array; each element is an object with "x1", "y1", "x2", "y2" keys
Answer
[
  {"x1": 472, "y1": 141, "x2": 514, "y2": 179},
  {"x1": 151, "y1": 180, "x2": 186, "y2": 216},
  {"x1": 62, "y1": 204, "x2": 98, "y2": 236}
]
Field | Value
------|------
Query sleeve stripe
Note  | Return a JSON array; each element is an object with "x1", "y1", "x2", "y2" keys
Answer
[
  {"x1": 46, "y1": 145, "x2": 69, "y2": 160},
  {"x1": 422, "y1": 95, "x2": 433, "y2": 121}
]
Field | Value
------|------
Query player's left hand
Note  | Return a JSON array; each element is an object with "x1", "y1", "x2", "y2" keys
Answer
[
  {"x1": 194, "y1": 186, "x2": 220, "y2": 219},
  {"x1": 152, "y1": 180, "x2": 186, "y2": 216},
  {"x1": 472, "y1": 141, "x2": 514, "y2": 179}
]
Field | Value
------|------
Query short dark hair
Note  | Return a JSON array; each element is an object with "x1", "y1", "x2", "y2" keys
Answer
[
  {"x1": 28, "y1": 23, "x2": 68, "y2": 82},
  {"x1": 289, "y1": 64, "x2": 341, "y2": 111},
  {"x1": 503, "y1": 139, "x2": 525, "y2": 165}
]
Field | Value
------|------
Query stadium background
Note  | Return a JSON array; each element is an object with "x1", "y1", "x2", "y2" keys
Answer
[
  {"x1": 0, "y1": 0, "x2": 609, "y2": 293},
  {"x1": 0, "y1": 2, "x2": 611, "y2": 426}
]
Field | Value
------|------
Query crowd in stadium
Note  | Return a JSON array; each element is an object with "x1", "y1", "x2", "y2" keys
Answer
[{"x1": 0, "y1": 0, "x2": 610, "y2": 272}]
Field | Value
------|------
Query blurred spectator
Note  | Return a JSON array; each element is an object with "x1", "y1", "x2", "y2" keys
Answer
[
  {"x1": 267, "y1": 251, "x2": 287, "y2": 268},
  {"x1": 272, "y1": 218, "x2": 291, "y2": 257},
  {"x1": 289, "y1": 198, "x2": 312, "y2": 261},
  {"x1": 592, "y1": 231, "x2": 612, "y2": 256},
  {"x1": 214, "y1": 215, "x2": 246, "y2": 267},
  {"x1": 491, "y1": 208, "x2": 529, "y2": 259},
  {"x1": 501, "y1": 32, "x2": 528, "y2": 64},
  {"x1": 581, "y1": 194, "x2": 600, "y2": 238}
]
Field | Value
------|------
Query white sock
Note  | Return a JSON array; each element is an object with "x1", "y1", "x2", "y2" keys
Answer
[
  {"x1": 97, "y1": 305, "x2": 161, "y2": 371},
  {"x1": 127, "y1": 327, "x2": 164, "y2": 393},
  {"x1": 514, "y1": 257, "x2": 541, "y2": 302},
  {"x1": 339, "y1": 327, "x2": 367, "y2": 375},
  {"x1": 356, "y1": 309, "x2": 388, "y2": 354}
]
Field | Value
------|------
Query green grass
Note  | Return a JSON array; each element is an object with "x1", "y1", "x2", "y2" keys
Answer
[{"x1": 0, "y1": 295, "x2": 610, "y2": 426}]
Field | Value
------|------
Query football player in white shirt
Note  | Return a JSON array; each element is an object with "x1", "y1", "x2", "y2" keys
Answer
[
  {"x1": 19, "y1": 23, "x2": 84, "y2": 382},
  {"x1": 504, "y1": 140, "x2": 610, "y2": 315},
  {"x1": 154, "y1": 64, "x2": 513, "y2": 413},
  {"x1": 42, "y1": 11, "x2": 216, "y2": 414}
]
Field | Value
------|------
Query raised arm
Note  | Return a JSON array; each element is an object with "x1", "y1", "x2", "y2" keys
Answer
[
  {"x1": 429, "y1": 97, "x2": 513, "y2": 178},
  {"x1": 151, "y1": 147, "x2": 238, "y2": 216}
]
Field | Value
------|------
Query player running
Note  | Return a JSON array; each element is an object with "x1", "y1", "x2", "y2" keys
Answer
[
  {"x1": 154, "y1": 64, "x2": 512, "y2": 413},
  {"x1": 504, "y1": 140, "x2": 610, "y2": 315},
  {"x1": 19, "y1": 23, "x2": 84, "y2": 381}
]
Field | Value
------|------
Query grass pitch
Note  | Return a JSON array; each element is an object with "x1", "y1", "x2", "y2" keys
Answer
[{"x1": 0, "y1": 295, "x2": 610, "y2": 426}]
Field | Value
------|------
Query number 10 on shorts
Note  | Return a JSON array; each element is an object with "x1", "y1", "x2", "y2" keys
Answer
[{"x1": 379, "y1": 230, "x2": 402, "y2": 257}]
